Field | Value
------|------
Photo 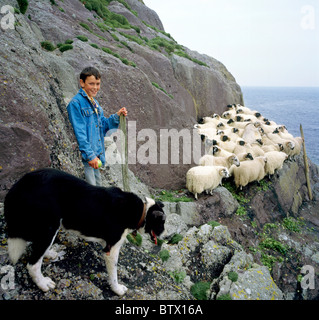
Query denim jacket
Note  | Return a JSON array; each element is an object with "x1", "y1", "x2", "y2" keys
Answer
[{"x1": 67, "y1": 88, "x2": 120, "y2": 165}]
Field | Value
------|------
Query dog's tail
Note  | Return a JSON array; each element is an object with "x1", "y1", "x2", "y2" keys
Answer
[{"x1": 7, "y1": 238, "x2": 27, "y2": 264}]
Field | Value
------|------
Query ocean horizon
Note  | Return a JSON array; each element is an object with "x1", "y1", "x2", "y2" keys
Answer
[{"x1": 241, "y1": 86, "x2": 319, "y2": 166}]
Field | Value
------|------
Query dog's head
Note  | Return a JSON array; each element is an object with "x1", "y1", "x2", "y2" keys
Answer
[{"x1": 143, "y1": 198, "x2": 166, "y2": 245}]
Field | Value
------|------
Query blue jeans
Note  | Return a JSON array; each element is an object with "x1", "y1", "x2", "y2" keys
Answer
[{"x1": 83, "y1": 161, "x2": 102, "y2": 186}]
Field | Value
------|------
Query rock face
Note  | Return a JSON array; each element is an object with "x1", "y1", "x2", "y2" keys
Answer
[
  {"x1": 160, "y1": 153, "x2": 319, "y2": 300},
  {"x1": 0, "y1": 203, "x2": 283, "y2": 300},
  {"x1": 0, "y1": 0, "x2": 243, "y2": 198},
  {"x1": 0, "y1": 156, "x2": 318, "y2": 300}
]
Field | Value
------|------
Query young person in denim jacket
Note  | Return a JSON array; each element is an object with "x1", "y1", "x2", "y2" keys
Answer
[{"x1": 67, "y1": 67, "x2": 128, "y2": 186}]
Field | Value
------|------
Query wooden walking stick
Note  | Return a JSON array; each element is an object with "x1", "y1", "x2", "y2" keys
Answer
[
  {"x1": 120, "y1": 114, "x2": 130, "y2": 192},
  {"x1": 300, "y1": 124, "x2": 313, "y2": 201}
]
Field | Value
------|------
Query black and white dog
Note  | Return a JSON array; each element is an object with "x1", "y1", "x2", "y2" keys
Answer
[{"x1": 4, "y1": 168, "x2": 165, "y2": 296}]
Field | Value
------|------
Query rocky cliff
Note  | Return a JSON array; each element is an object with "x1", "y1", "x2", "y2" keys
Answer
[
  {"x1": 0, "y1": 0, "x2": 242, "y2": 197},
  {"x1": 0, "y1": 0, "x2": 318, "y2": 301}
]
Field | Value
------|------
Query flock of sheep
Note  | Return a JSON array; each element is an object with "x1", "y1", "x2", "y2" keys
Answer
[{"x1": 186, "y1": 104, "x2": 303, "y2": 199}]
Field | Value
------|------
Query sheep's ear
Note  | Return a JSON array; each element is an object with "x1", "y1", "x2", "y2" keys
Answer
[
  {"x1": 247, "y1": 153, "x2": 254, "y2": 160},
  {"x1": 256, "y1": 139, "x2": 263, "y2": 145}
]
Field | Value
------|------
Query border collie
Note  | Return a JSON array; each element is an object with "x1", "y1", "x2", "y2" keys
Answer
[{"x1": 4, "y1": 168, "x2": 165, "y2": 296}]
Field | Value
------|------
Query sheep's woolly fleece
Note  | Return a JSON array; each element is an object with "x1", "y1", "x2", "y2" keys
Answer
[{"x1": 187, "y1": 104, "x2": 303, "y2": 197}]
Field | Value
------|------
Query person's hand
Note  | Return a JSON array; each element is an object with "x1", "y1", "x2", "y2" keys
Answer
[
  {"x1": 88, "y1": 157, "x2": 100, "y2": 169},
  {"x1": 117, "y1": 107, "x2": 128, "y2": 117}
]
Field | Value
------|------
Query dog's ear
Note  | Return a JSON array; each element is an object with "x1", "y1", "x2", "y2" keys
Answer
[{"x1": 156, "y1": 201, "x2": 164, "y2": 208}]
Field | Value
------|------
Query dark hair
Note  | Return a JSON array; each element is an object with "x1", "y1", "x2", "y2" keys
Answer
[{"x1": 80, "y1": 67, "x2": 101, "y2": 82}]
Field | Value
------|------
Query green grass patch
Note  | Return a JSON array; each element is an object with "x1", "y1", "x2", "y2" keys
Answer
[
  {"x1": 151, "y1": 82, "x2": 174, "y2": 99},
  {"x1": 77, "y1": 35, "x2": 88, "y2": 42},
  {"x1": 90, "y1": 43, "x2": 99, "y2": 49},
  {"x1": 256, "y1": 179, "x2": 271, "y2": 192},
  {"x1": 159, "y1": 249, "x2": 170, "y2": 262},
  {"x1": 259, "y1": 237, "x2": 288, "y2": 255},
  {"x1": 80, "y1": 0, "x2": 131, "y2": 29},
  {"x1": 174, "y1": 50, "x2": 208, "y2": 67},
  {"x1": 59, "y1": 44, "x2": 73, "y2": 52},
  {"x1": 17, "y1": 0, "x2": 28, "y2": 14},
  {"x1": 127, "y1": 232, "x2": 142, "y2": 247},
  {"x1": 168, "y1": 270, "x2": 186, "y2": 283},
  {"x1": 101, "y1": 47, "x2": 136, "y2": 67},
  {"x1": 155, "y1": 190, "x2": 192, "y2": 203},
  {"x1": 228, "y1": 271, "x2": 238, "y2": 282},
  {"x1": 282, "y1": 217, "x2": 303, "y2": 233},
  {"x1": 40, "y1": 41, "x2": 55, "y2": 51},
  {"x1": 207, "y1": 221, "x2": 220, "y2": 229},
  {"x1": 79, "y1": 22, "x2": 92, "y2": 32},
  {"x1": 168, "y1": 234, "x2": 183, "y2": 245},
  {"x1": 236, "y1": 206, "x2": 247, "y2": 216},
  {"x1": 119, "y1": 32, "x2": 144, "y2": 45},
  {"x1": 190, "y1": 282, "x2": 210, "y2": 300}
]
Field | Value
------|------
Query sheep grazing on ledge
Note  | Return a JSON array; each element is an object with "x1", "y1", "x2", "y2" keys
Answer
[
  {"x1": 199, "y1": 154, "x2": 240, "y2": 169},
  {"x1": 186, "y1": 166, "x2": 230, "y2": 200},
  {"x1": 189, "y1": 103, "x2": 303, "y2": 193},
  {"x1": 289, "y1": 136, "x2": 304, "y2": 160},
  {"x1": 232, "y1": 156, "x2": 267, "y2": 190},
  {"x1": 264, "y1": 151, "x2": 288, "y2": 177}
]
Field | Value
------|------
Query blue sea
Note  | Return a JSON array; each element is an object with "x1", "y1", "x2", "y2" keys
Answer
[{"x1": 241, "y1": 87, "x2": 319, "y2": 166}]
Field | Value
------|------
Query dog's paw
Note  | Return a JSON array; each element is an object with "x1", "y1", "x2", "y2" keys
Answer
[
  {"x1": 112, "y1": 284, "x2": 128, "y2": 296},
  {"x1": 38, "y1": 277, "x2": 56, "y2": 292}
]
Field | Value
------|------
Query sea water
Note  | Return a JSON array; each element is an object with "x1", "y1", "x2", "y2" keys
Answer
[{"x1": 241, "y1": 86, "x2": 319, "y2": 165}]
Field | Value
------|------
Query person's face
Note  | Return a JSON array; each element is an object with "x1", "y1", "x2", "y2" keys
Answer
[{"x1": 80, "y1": 75, "x2": 101, "y2": 98}]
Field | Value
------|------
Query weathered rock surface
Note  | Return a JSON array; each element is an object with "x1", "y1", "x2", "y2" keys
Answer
[
  {"x1": 215, "y1": 255, "x2": 284, "y2": 300},
  {"x1": 157, "y1": 153, "x2": 319, "y2": 300}
]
